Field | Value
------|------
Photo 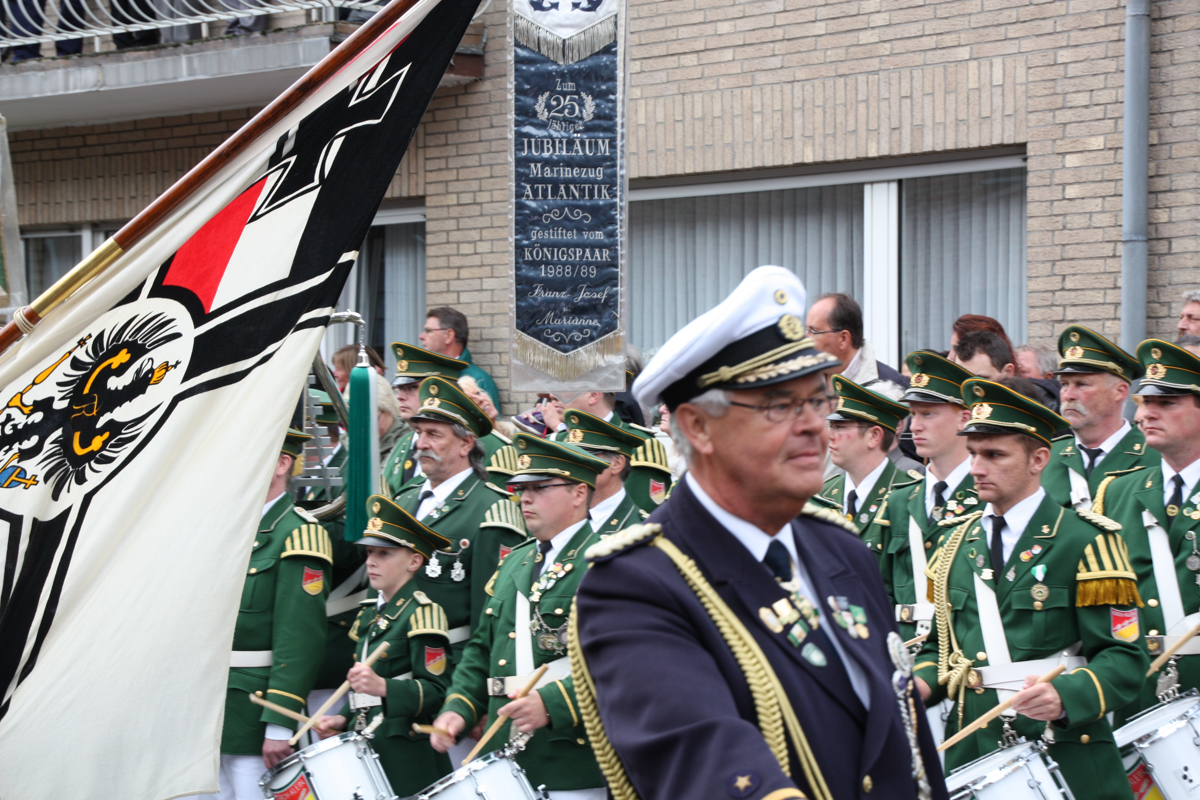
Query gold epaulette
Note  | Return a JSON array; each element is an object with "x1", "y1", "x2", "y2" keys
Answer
[
  {"x1": 482, "y1": 496, "x2": 527, "y2": 534},
  {"x1": 281, "y1": 523, "x2": 334, "y2": 565},
  {"x1": 801, "y1": 501, "x2": 859, "y2": 534},
  {"x1": 413, "y1": 590, "x2": 432, "y2": 605},
  {"x1": 939, "y1": 510, "x2": 984, "y2": 527},
  {"x1": 295, "y1": 506, "x2": 319, "y2": 523},
  {"x1": 630, "y1": 437, "x2": 671, "y2": 472},
  {"x1": 487, "y1": 445, "x2": 520, "y2": 476},
  {"x1": 907, "y1": 469, "x2": 924, "y2": 481},
  {"x1": 1091, "y1": 466, "x2": 1146, "y2": 515},
  {"x1": 408, "y1": 603, "x2": 450, "y2": 638},
  {"x1": 1075, "y1": 508, "x2": 1122, "y2": 532},
  {"x1": 585, "y1": 523, "x2": 661, "y2": 561},
  {"x1": 1077, "y1": 531, "x2": 1142, "y2": 607}
]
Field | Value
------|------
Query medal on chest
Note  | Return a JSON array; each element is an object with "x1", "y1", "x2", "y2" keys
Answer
[{"x1": 529, "y1": 561, "x2": 573, "y2": 653}]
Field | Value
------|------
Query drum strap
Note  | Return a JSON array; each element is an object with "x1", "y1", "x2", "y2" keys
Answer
[
  {"x1": 973, "y1": 573, "x2": 1017, "y2": 701},
  {"x1": 1068, "y1": 467, "x2": 1091, "y2": 510},
  {"x1": 1145, "y1": 510, "x2": 1200, "y2": 654},
  {"x1": 516, "y1": 590, "x2": 535, "y2": 677},
  {"x1": 901, "y1": 516, "x2": 935, "y2": 633}
]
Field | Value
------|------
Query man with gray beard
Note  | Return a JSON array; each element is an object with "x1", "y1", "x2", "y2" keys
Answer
[{"x1": 1042, "y1": 325, "x2": 1159, "y2": 509}]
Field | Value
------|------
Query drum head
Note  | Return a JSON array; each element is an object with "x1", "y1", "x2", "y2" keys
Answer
[{"x1": 1115, "y1": 693, "x2": 1200, "y2": 749}]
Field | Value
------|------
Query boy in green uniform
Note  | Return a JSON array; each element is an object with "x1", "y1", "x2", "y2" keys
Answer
[
  {"x1": 313, "y1": 495, "x2": 456, "y2": 796},
  {"x1": 1043, "y1": 326, "x2": 1157, "y2": 510},
  {"x1": 564, "y1": 409, "x2": 650, "y2": 535},
  {"x1": 384, "y1": 342, "x2": 466, "y2": 495},
  {"x1": 818, "y1": 375, "x2": 915, "y2": 560},
  {"x1": 914, "y1": 380, "x2": 1146, "y2": 799},
  {"x1": 202, "y1": 429, "x2": 332, "y2": 800},
  {"x1": 1092, "y1": 340, "x2": 1200, "y2": 723},
  {"x1": 431, "y1": 435, "x2": 609, "y2": 799},
  {"x1": 396, "y1": 376, "x2": 526, "y2": 659},
  {"x1": 878, "y1": 351, "x2": 978, "y2": 642}
]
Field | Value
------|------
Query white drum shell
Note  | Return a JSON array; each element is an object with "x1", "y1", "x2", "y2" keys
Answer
[
  {"x1": 261, "y1": 731, "x2": 395, "y2": 800},
  {"x1": 945, "y1": 741, "x2": 1069, "y2": 800},
  {"x1": 1114, "y1": 693, "x2": 1200, "y2": 800},
  {"x1": 414, "y1": 751, "x2": 538, "y2": 800}
]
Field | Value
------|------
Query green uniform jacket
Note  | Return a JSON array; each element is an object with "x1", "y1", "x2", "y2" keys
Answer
[
  {"x1": 591, "y1": 491, "x2": 647, "y2": 537},
  {"x1": 441, "y1": 525, "x2": 604, "y2": 791},
  {"x1": 878, "y1": 473, "x2": 979, "y2": 642},
  {"x1": 383, "y1": 430, "x2": 419, "y2": 496},
  {"x1": 1043, "y1": 427, "x2": 1158, "y2": 509},
  {"x1": 397, "y1": 472, "x2": 527, "y2": 654},
  {"x1": 818, "y1": 458, "x2": 919, "y2": 561},
  {"x1": 339, "y1": 583, "x2": 454, "y2": 796},
  {"x1": 1094, "y1": 466, "x2": 1200, "y2": 722},
  {"x1": 223, "y1": 497, "x2": 333, "y2": 755},
  {"x1": 913, "y1": 497, "x2": 1146, "y2": 799}
]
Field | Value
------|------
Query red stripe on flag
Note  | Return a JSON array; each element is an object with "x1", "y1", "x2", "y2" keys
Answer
[{"x1": 163, "y1": 178, "x2": 268, "y2": 313}]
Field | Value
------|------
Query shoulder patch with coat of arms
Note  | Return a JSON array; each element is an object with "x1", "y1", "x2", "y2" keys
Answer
[{"x1": 301, "y1": 566, "x2": 324, "y2": 596}]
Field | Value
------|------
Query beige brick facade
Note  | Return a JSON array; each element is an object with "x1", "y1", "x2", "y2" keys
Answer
[{"x1": 8, "y1": 0, "x2": 1198, "y2": 408}]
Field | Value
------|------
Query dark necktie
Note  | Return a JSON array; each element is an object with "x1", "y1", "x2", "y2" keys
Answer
[
  {"x1": 989, "y1": 515, "x2": 1007, "y2": 575},
  {"x1": 1080, "y1": 445, "x2": 1104, "y2": 478},
  {"x1": 764, "y1": 539, "x2": 793, "y2": 583},
  {"x1": 846, "y1": 490, "x2": 859, "y2": 520},
  {"x1": 416, "y1": 489, "x2": 435, "y2": 517},
  {"x1": 931, "y1": 480, "x2": 948, "y2": 520},
  {"x1": 533, "y1": 539, "x2": 554, "y2": 580},
  {"x1": 1168, "y1": 474, "x2": 1185, "y2": 515}
]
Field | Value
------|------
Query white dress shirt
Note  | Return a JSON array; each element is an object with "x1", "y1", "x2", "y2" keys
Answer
[
  {"x1": 537, "y1": 518, "x2": 590, "y2": 571},
  {"x1": 415, "y1": 467, "x2": 473, "y2": 520},
  {"x1": 1161, "y1": 456, "x2": 1200, "y2": 508},
  {"x1": 686, "y1": 473, "x2": 871, "y2": 709},
  {"x1": 844, "y1": 456, "x2": 889, "y2": 518},
  {"x1": 1075, "y1": 420, "x2": 1131, "y2": 470},
  {"x1": 983, "y1": 487, "x2": 1046, "y2": 564},
  {"x1": 589, "y1": 487, "x2": 628, "y2": 531},
  {"x1": 925, "y1": 457, "x2": 972, "y2": 518}
]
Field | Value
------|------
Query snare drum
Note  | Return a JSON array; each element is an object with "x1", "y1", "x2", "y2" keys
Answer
[
  {"x1": 1114, "y1": 690, "x2": 1200, "y2": 800},
  {"x1": 944, "y1": 740, "x2": 1071, "y2": 800},
  {"x1": 260, "y1": 731, "x2": 396, "y2": 800},
  {"x1": 414, "y1": 749, "x2": 539, "y2": 800}
]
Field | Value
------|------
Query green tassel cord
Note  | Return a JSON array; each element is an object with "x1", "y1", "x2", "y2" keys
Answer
[{"x1": 344, "y1": 363, "x2": 378, "y2": 542}]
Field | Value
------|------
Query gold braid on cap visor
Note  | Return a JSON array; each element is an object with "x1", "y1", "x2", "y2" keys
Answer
[{"x1": 699, "y1": 339, "x2": 836, "y2": 388}]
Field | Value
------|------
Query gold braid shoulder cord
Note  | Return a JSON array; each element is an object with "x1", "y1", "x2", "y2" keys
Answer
[
  {"x1": 932, "y1": 513, "x2": 981, "y2": 731},
  {"x1": 568, "y1": 531, "x2": 833, "y2": 800}
]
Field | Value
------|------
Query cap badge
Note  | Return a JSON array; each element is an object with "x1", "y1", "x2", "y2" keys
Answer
[
  {"x1": 971, "y1": 403, "x2": 994, "y2": 421},
  {"x1": 568, "y1": 428, "x2": 585, "y2": 443},
  {"x1": 910, "y1": 373, "x2": 930, "y2": 388},
  {"x1": 1151, "y1": 347, "x2": 1163, "y2": 360},
  {"x1": 774, "y1": 290, "x2": 788, "y2": 305},
  {"x1": 517, "y1": 454, "x2": 532, "y2": 469},
  {"x1": 569, "y1": 415, "x2": 579, "y2": 425},
  {"x1": 423, "y1": 397, "x2": 442, "y2": 408},
  {"x1": 913, "y1": 355, "x2": 924, "y2": 366},
  {"x1": 1070, "y1": 331, "x2": 1081, "y2": 343},
  {"x1": 973, "y1": 385, "x2": 986, "y2": 398},
  {"x1": 1065, "y1": 346, "x2": 1084, "y2": 359},
  {"x1": 367, "y1": 517, "x2": 384, "y2": 531},
  {"x1": 429, "y1": 384, "x2": 439, "y2": 396},
  {"x1": 778, "y1": 314, "x2": 804, "y2": 342},
  {"x1": 835, "y1": 396, "x2": 846, "y2": 411},
  {"x1": 371, "y1": 501, "x2": 381, "y2": 513},
  {"x1": 1146, "y1": 363, "x2": 1168, "y2": 380},
  {"x1": 517, "y1": 438, "x2": 527, "y2": 450},
  {"x1": 396, "y1": 360, "x2": 409, "y2": 372}
]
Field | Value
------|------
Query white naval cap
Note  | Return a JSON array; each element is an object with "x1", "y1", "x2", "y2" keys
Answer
[{"x1": 633, "y1": 266, "x2": 840, "y2": 410}]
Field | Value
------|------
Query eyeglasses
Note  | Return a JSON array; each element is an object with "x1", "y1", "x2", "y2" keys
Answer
[
  {"x1": 509, "y1": 482, "x2": 575, "y2": 496},
  {"x1": 729, "y1": 395, "x2": 832, "y2": 423},
  {"x1": 806, "y1": 326, "x2": 843, "y2": 337},
  {"x1": 422, "y1": 326, "x2": 448, "y2": 335}
]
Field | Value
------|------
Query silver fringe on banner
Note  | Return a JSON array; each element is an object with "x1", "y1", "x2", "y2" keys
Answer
[
  {"x1": 513, "y1": 15, "x2": 618, "y2": 66},
  {"x1": 514, "y1": 329, "x2": 624, "y2": 380}
]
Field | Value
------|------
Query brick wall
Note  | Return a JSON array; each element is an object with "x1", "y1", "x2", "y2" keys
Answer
[{"x1": 10, "y1": 0, "x2": 1199, "y2": 407}]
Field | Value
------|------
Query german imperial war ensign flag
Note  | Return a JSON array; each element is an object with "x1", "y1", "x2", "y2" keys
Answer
[{"x1": 0, "y1": 0, "x2": 478, "y2": 797}]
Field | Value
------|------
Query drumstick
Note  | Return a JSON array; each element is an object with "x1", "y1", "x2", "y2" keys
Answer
[
  {"x1": 249, "y1": 692, "x2": 311, "y2": 725},
  {"x1": 461, "y1": 664, "x2": 549, "y2": 766},
  {"x1": 1147, "y1": 619, "x2": 1200, "y2": 676},
  {"x1": 290, "y1": 641, "x2": 390, "y2": 745},
  {"x1": 904, "y1": 632, "x2": 929, "y2": 649},
  {"x1": 937, "y1": 664, "x2": 1066, "y2": 752},
  {"x1": 413, "y1": 723, "x2": 453, "y2": 737}
]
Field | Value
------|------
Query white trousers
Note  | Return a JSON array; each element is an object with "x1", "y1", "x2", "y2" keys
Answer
[{"x1": 183, "y1": 754, "x2": 264, "y2": 800}]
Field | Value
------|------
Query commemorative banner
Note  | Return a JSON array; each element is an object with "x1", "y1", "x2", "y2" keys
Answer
[{"x1": 509, "y1": 0, "x2": 627, "y2": 390}]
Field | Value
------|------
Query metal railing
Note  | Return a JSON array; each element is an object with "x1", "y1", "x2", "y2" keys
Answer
[{"x1": 0, "y1": 0, "x2": 382, "y2": 49}]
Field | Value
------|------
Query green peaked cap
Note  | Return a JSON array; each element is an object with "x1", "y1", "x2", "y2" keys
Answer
[
  {"x1": 959, "y1": 378, "x2": 1069, "y2": 446},
  {"x1": 563, "y1": 410, "x2": 648, "y2": 457},
  {"x1": 1134, "y1": 339, "x2": 1200, "y2": 396},
  {"x1": 509, "y1": 433, "x2": 611, "y2": 489},
  {"x1": 828, "y1": 375, "x2": 909, "y2": 432},
  {"x1": 359, "y1": 494, "x2": 451, "y2": 557},
  {"x1": 1055, "y1": 325, "x2": 1142, "y2": 383},
  {"x1": 391, "y1": 342, "x2": 466, "y2": 386},
  {"x1": 281, "y1": 427, "x2": 311, "y2": 459},
  {"x1": 903, "y1": 350, "x2": 975, "y2": 406},
  {"x1": 410, "y1": 376, "x2": 493, "y2": 438}
]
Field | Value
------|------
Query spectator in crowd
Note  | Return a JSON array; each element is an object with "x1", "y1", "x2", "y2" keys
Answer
[
  {"x1": 614, "y1": 345, "x2": 647, "y2": 427},
  {"x1": 7, "y1": 0, "x2": 83, "y2": 61},
  {"x1": 952, "y1": 329, "x2": 1015, "y2": 381},
  {"x1": 330, "y1": 344, "x2": 385, "y2": 392},
  {"x1": 419, "y1": 307, "x2": 500, "y2": 410},
  {"x1": 1178, "y1": 289, "x2": 1200, "y2": 339},
  {"x1": 806, "y1": 292, "x2": 908, "y2": 393},
  {"x1": 1178, "y1": 333, "x2": 1200, "y2": 356},
  {"x1": 1015, "y1": 342, "x2": 1058, "y2": 379},
  {"x1": 949, "y1": 314, "x2": 1013, "y2": 358}
]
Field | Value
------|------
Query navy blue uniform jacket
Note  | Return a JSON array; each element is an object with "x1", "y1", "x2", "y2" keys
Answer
[{"x1": 575, "y1": 478, "x2": 948, "y2": 800}]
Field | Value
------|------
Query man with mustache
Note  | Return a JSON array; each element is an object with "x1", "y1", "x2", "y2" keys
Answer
[
  {"x1": 1043, "y1": 326, "x2": 1158, "y2": 510},
  {"x1": 571, "y1": 266, "x2": 947, "y2": 800}
]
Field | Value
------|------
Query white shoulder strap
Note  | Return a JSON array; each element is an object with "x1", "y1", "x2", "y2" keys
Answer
[
  {"x1": 1145, "y1": 509, "x2": 1187, "y2": 634},
  {"x1": 1067, "y1": 467, "x2": 1091, "y2": 510},
  {"x1": 515, "y1": 590, "x2": 535, "y2": 677},
  {"x1": 972, "y1": 572, "x2": 1015, "y2": 701},
  {"x1": 907, "y1": 516, "x2": 929, "y2": 603}
]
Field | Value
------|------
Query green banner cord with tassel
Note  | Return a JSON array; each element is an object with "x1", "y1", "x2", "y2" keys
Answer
[{"x1": 344, "y1": 348, "x2": 380, "y2": 542}]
